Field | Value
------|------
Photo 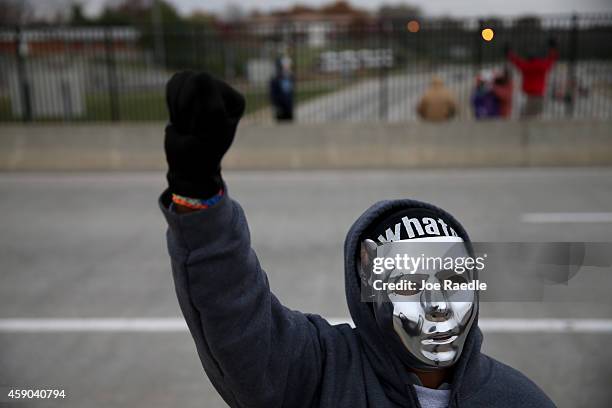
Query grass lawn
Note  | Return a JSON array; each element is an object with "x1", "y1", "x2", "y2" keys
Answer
[
  {"x1": 0, "y1": 92, "x2": 167, "y2": 122},
  {"x1": 0, "y1": 81, "x2": 343, "y2": 123},
  {"x1": 0, "y1": 96, "x2": 14, "y2": 122}
]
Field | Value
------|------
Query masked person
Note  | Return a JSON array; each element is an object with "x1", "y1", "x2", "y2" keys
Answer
[{"x1": 160, "y1": 71, "x2": 555, "y2": 408}]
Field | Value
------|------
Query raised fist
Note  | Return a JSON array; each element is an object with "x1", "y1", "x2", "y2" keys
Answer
[{"x1": 164, "y1": 71, "x2": 245, "y2": 199}]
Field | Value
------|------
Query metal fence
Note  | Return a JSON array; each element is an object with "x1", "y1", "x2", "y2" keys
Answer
[{"x1": 1, "y1": 13, "x2": 611, "y2": 124}]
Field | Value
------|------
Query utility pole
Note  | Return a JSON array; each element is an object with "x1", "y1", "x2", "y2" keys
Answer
[{"x1": 475, "y1": 19, "x2": 484, "y2": 71}]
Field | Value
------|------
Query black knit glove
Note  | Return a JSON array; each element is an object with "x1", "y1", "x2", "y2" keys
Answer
[{"x1": 164, "y1": 71, "x2": 245, "y2": 199}]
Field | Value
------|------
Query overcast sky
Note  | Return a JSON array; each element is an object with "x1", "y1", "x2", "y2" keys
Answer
[{"x1": 30, "y1": 0, "x2": 612, "y2": 20}]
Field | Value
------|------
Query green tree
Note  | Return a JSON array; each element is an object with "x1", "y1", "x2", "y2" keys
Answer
[{"x1": 69, "y1": 3, "x2": 91, "y2": 25}]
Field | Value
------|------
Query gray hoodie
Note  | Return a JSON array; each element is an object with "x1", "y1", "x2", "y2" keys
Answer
[{"x1": 160, "y1": 188, "x2": 556, "y2": 407}]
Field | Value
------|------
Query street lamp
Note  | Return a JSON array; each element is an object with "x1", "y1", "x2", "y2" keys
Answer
[{"x1": 481, "y1": 28, "x2": 494, "y2": 42}]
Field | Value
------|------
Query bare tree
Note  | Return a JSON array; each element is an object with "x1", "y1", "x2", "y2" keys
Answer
[{"x1": 378, "y1": 3, "x2": 421, "y2": 20}]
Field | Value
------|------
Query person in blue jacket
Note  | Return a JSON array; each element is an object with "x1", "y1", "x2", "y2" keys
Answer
[
  {"x1": 471, "y1": 75, "x2": 499, "y2": 119},
  {"x1": 160, "y1": 71, "x2": 556, "y2": 408}
]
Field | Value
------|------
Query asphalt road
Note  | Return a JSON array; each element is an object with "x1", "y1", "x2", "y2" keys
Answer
[
  {"x1": 1, "y1": 168, "x2": 612, "y2": 407},
  {"x1": 296, "y1": 69, "x2": 472, "y2": 122}
]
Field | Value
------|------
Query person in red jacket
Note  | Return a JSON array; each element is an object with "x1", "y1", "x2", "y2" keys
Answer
[
  {"x1": 492, "y1": 68, "x2": 513, "y2": 118},
  {"x1": 506, "y1": 39, "x2": 558, "y2": 118}
]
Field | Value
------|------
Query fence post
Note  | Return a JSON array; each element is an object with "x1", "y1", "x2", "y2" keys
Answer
[
  {"x1": 475, "y1": 19, "x2": 484, "y2": 71},
  {"x1": 14, "y1": 26, "x2": 32, "y2": 122},
  {"x1": 566, "y1": 13, "x2": 578, "y2": 117},
  {"x1": 191, "y1": 26, "x2": 198, "y2": 69},
  {"x1": 224, "y1": 45, "x2": 235, "y2": 80},
  {"x1": 378, "y1": 21, "x2": 389, "y2": 122},
  {"x1": 104, "y1": 27, "x2": 120, "y2": 121},
  {"x1": 152, "y1": 0, "x2": 166, "y2": 67},
  {"x1": 291, "y1": 22, "x2": 298, "y2": 114}
]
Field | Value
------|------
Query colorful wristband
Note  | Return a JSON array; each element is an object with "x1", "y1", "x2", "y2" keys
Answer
[{"x1": 171, "y1": 189, "x2": 224, "y2": 210}]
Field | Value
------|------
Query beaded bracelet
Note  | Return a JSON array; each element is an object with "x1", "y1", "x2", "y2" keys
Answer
[{"x1": 171, "y1": 189, "x2": 224, "y2": 210}]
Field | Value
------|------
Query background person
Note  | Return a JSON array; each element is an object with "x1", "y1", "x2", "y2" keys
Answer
[
  {"x1": 269, "y1": 56, "x2": 295, "y2": 122},
  {"x1": 472, "y1": 69, "x2": 513, "y2": 120},
  {"x1": 471, "y1": 72, "x2": 499, "y2": 119},
  {"x1": 506, "y1": 39, "x2": 558, "y2": 118},
  {"x1": 492, "y1": 68, "x2": 514, "y2": 118},
  {"x1": 417, "y1": 75, "x2": 458, "y2": 122},
  {"x1": 160, "y1": 71, "x2": 555, "y2": 408}
]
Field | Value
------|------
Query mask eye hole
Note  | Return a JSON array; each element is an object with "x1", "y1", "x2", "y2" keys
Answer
[
  {"x1": 390, "y1": 274, "x2": 428, "y2": 296},
  {"x1": 438, "y1": 270, "x2": 471, "y2": 297},
  {"x1": 446, "y1": 273, "x2": 468, "y2": 285}
]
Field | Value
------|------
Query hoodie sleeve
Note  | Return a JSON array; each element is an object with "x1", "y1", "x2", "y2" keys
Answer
[{"x1": 159, "y1": 189, "x2": 325, "y2": 408}]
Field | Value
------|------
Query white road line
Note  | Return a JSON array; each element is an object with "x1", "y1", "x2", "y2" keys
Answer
[
  {"x1": 477, "y1": 318, "x2": 612, "y2": 333},
  {"x1": 521, "y1": 212, "x2": 612, "y2": 223},
  {"x1": 0, "y1": 318, "x2": 187, "y2": 332},
  {"x1": 1, "y1": 318, "x2": 612, "y2": 333}
]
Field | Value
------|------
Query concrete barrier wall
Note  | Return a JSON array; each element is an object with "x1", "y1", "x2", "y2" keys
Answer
[{"x1": 0, "y1": 121, "x2": 611, "y2": 171}]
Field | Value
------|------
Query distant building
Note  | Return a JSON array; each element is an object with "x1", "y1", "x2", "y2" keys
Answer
[
  {"x1": 246, "y1": 1, "x2": 374, "y2": 47},
  {"x1": 0, "y1": 27, "x2": 140, "y2": 120},
  {"x1": 0, "y1": 27, "x2": 139, "y2": 57}
]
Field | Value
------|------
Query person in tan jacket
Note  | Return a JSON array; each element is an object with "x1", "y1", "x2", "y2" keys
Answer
[{"x1": 417, "y1": 76, "x2": 458, "y2": 122}]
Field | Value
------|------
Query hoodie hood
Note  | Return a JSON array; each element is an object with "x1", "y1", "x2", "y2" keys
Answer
[{"x1": 344, "y1": 199, "x2": 487, "y2": 406}]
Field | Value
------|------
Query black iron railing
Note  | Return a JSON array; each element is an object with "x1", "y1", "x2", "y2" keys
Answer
[{"x1": 1, "y1": 13, "x2": 610, "y2": 123}]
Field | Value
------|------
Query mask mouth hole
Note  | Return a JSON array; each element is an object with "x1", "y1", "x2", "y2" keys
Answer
[{"x1": 422, "y1": 333, "x2": 458, "y2": 345}]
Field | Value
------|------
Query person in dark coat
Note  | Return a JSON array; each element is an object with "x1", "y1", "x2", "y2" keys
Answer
[
  {"x1": 269, "y1": 57, "x2": 295, "y2": 122},
  {"x1": 160, "y1": 71, "x2": 556, "y2": 408}
]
